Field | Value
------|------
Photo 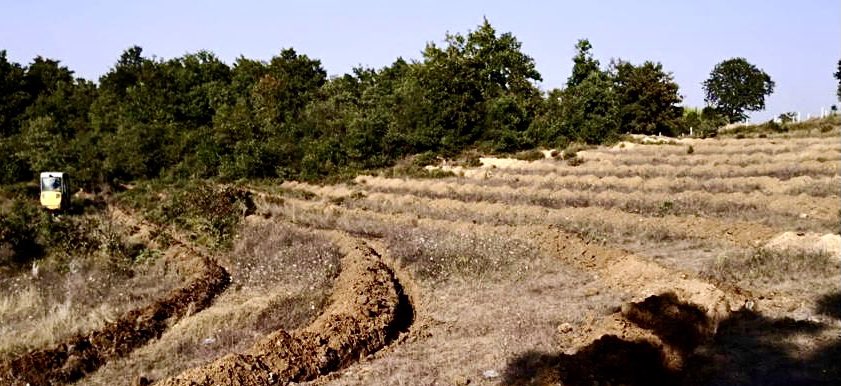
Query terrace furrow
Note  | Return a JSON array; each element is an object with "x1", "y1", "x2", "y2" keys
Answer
[
  {"x1": 449, "y1": 173, "x2": 840, "y2": 198},
  {"x1": 274, "y1": 183, "x2": 780, "y2": 249},
  {"x1": 348, "y1": 177, "x2": 838, "y2": 233},
  {"x1": 456, "y1": 159, "x2": 839, "y2": 180}
]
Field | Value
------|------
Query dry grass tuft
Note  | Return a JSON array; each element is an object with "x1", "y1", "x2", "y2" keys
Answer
[
  {"x1": 78, "y1": 219, "x2": 342, "y2": 385},
  {"x1": 702, "y1": 248, "x2": 838, "y2": 286}
]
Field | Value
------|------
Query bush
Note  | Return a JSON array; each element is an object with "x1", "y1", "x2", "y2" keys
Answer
[
  {"x1": 512, "y1": 149, "x2": 545, "y2": 161},
  {"x1": 162, "y1": 183, "x2": 255, "y2": 248},
  {"x1": 0, "y1": 200, "x2": 44, "y2": 266}
]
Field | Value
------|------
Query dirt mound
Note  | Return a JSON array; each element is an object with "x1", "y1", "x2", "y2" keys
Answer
[
  {"x1": 0, "y1": 254, "x2": 229, "y2": 386},
  {"x1": 157, "y1": 238, "x2": 411, "y2": 386},
  {"x1": 504, "y1": 292, "x2": 717, "y2": 386},
  {"x1": 765, "y1": 231, "x2": 841, "y2": 259}
]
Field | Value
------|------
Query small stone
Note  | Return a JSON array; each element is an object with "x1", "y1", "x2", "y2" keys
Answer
[
  {"x1": 358, "y1": 295, "x2": 369, "y2": 304},
  {"x1": 201, "y1": 337, "x2": 216, "y2": 345},
  {"x1": 482, "y1": 370, "x2": 500, "y2": 379},
  {"x1": 558, "y1": 323, "x2": 573, "y2": 334}
]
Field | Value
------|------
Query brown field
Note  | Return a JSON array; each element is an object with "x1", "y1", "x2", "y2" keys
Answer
[{"x1": 1, "y1": 131, "x2": 839, "y2": 385}]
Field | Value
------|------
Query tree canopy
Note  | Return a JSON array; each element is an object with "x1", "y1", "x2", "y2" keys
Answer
[
  {"x1": 613, "y1": 60, "x2": 683, "y2": 136},
  {"x1": 703, "y1": 58, "x2": 775, "y2": 123},
  {"x1": 835, "y1": 59, "x2": 841, "y2": 102},
  {"x1": 0, "y1": 21, "x2": 783, "y2": 188}
]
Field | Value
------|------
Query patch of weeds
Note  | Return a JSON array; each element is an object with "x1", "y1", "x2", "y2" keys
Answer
[
  {"x1": 124, "y1": 182, "x2": 256, "y2": 250},
  {"x1": 384, "y1": 165, "x2": 455, "y2": 179},
  {"x1": 702, "y1": 248, "x2": 837, "y2": 285},
  {"x1": 328, "y1": 192, "x2": 366, "y2": 206},
  {"x1": 512, "y1": 149, "x2": 545, "y2": 161},
  {"x1": 658, "y1": 200, "x2": 675, "y2": 216},
  {"x1": 567, "y1": 157, "x2": 584, "y2": 167},
  {"x1": 412, "y1": 151, "x2": 438, "y2": 167},
  {"x1": 133, "y1": 248, "x2": 162, "y2": 264},
  {"x1": 687, "y1": 145, "x2": 694, "y2": 155}
]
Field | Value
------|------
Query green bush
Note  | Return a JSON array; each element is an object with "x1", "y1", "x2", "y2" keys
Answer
[{"x1": 0, "y1": 200, "x2": 44, "y2": 266}]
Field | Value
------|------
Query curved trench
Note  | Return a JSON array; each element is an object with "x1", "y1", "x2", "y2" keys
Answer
[{"x1": 156, "y1": 235, "x2": 414, "y2": 386}]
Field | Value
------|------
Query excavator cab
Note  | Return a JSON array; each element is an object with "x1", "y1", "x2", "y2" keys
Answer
[{"x1": 40, "y1": 172, "x2": 70, "y2": 210}]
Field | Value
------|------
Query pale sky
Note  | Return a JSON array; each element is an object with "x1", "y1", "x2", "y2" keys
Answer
[{"x1": 1, "y1": 0, "x2": 839, "y2": 121}]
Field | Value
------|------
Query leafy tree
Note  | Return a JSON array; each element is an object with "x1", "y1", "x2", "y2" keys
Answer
[
  {"x1": 526, "y1": 88, "x2": 569, "y2": 148},
  {"x1": 561, "y1": 71, "x2": 618, "y2": 144},
  {"x1": 612, "y1": 60, "x2": 683, "y2": 136},
  {"x1": 412, "y1": 19, "x2": 542, "y2": 153},
  {"x1": 0, "y1": 51, "x2": 28, "y2": 137},
  {"x1": 835, "y1": 59, "x2": 841, "y2": 101},
  {"x1": 703, "y1": 58, "x2": 774, "y2": 123},
  {"x1": 567, "y1": 39, "x2": 600, "y2": 88},
  {"x1": 559, "y1": 40, "x2": 618, "y2": 144}
]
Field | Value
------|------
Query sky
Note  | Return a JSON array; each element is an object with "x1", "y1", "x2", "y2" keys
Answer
[{"x1": 1, "y1": 0, "x2": 839, "y2": 122}]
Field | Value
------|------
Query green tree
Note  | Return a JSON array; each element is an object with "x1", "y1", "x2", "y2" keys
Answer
[
  {"x1": 703, "y1": 58, "x2": 775, "y2": 123},
  {"x1": 0, "y1": 51, "x2": 29, "y2": 137},
  {"x1": 612, "y1": 60, "x2": 683, "y2": 136},
  {"x1": 567, "y1": 39, "x2": 601, "y2": 88},
  {"x1": 413, "y1": 19, "x2": 542, "y2": 152},
  {"x1": 560, "y1": 40, "x2": 617, "y2": 144},
  {"x1": 526, "y1": 88, "x2": 569, "y2": 148},
  {"x1": 835, "y1": 59, "x2": 841, "y2": 101}
]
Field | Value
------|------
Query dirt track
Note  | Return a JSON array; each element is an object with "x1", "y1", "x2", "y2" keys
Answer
[{"x1": 157, "y1": 234, "x2": 412, "y2": 386}]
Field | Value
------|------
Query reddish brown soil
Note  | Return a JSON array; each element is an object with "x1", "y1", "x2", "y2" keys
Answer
[
  {"x1": 0, "y1": 255, "x2": 229, "y2": 386},
  {"x1": 156, "y1": 238, "x2": 411, "y2": 386}
]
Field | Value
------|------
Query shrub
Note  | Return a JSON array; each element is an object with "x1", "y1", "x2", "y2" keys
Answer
[
  {"x1": 512, "y1": 149, "x2": 545, "y2": 161},
  {"x1": 0, "y1": 200, "x2": 44, "y2": 266}
]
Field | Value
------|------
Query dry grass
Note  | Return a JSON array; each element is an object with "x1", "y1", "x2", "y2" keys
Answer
[
  {"x1": 0, "y1": 243, "x2": 182, "y2": 360},
  {"x1": 702, "y1": 247, "x2": 840, "y2": 322},
  {"x1": 78, "y1": 220, "x2": 342, "y2": 385},
  {"x1": 703, "y1": 248, "x2": 838, "y2": 285},
  {"x1": 353, "y1": 176, "x2": 839, "y2": 231},
  {"x1": 579, "y1": 150, "x2": 840, "y2": 167},
  {"x1": 458, "y1": 172, "x2": 841, "y2": 197},
  {"x1": 475, "y1": 159, "x2": 839, "y2": 180}
]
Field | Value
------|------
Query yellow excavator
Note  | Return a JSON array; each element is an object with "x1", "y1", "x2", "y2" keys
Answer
[{"x1": 39, "y1": 172, "x2": 70, "y2": 210}]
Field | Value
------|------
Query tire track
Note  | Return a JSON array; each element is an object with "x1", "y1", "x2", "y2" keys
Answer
[{"x1": 258, "y1": 194, "x2": 754, "y2": 359}]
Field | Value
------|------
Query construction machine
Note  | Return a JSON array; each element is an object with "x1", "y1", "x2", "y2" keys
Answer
[{"x1": 39, "y1": 172, "x2": 70, "y2": 210}]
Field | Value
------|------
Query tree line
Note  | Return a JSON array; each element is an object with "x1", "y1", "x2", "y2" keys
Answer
[{"x1": 0, "y1": 20, "x2": 782, "y2": 188}]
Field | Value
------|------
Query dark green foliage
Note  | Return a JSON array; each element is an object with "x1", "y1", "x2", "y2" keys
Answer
[
  {"x1": 613, "y1": 60, "x2": 683, "y2": 136},
  {"x1": 835, "y1": 59, "x2": 841, "y2": 101},
  {"x1": 0, "y1": 22, "x2": 713, "y2": 189},
  {"x1": 0, "y1": 199, "x2": 44, "y2": 265},
  {"x1": 164, "y1": 183, "x2": 255, "y2": 248},
  {"x1": 703, "y1": 58, "x2": 775, "y2": 123},
  {"x1": 561, "y1": 71, "x2": 618, "y2": 145},
  {"x1": 682, "y1": 107, "x2": 727, "y2": 138},
  {"x1": 0, "y1": 50, "x2": 30, "y2": 137}
]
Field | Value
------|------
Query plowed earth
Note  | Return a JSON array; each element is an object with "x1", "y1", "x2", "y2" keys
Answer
[
  {"x1": 0, "y1": 210, "x2": 230, "y2": 386},
  {"x1": 157, "y1": 234, "x2": 412, "y2": 386}
]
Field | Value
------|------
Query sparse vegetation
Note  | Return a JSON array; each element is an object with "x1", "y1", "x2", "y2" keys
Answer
[{"x1": 1, "y1": 16, "x2": 839, "y2": 386}]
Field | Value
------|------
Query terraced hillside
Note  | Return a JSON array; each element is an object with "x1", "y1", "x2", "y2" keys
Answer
[
  {"x1": 1, "y1": 130, "x2": 838, "y2": 386},
  {"x1": 248, "y1": 131, "x2": 840, "y2": 385}
]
